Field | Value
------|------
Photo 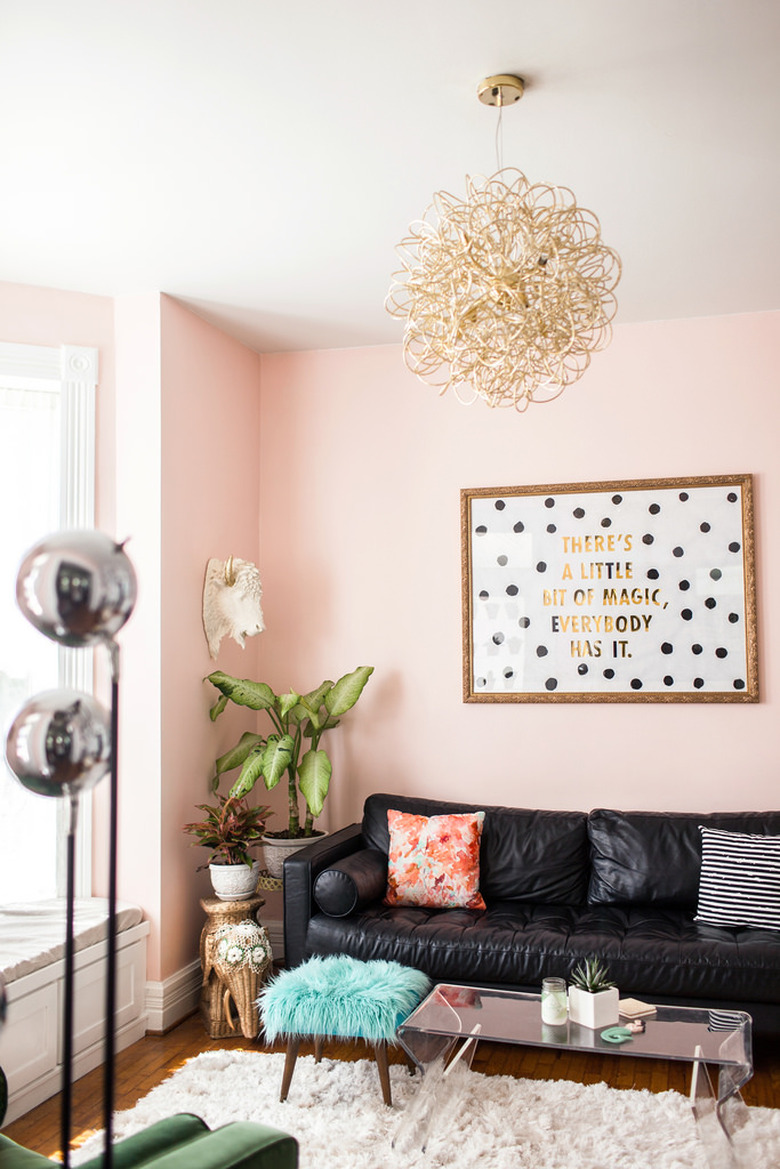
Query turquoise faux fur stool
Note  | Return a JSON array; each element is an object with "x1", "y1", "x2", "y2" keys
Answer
[{"x1": 258, "y1": 956, "x2": 430, "y2": 1106}]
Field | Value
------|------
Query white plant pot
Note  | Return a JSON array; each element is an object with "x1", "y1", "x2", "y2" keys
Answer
[
  {"x1": 262, "y1": 832, "x2": 328, "y2": 879},
  {"x1": 568, "y1": 985, "x2": 620, "y2": 1029},
  {"x1": 208, "y1": 861, "x2": 260, "y2": 901}
]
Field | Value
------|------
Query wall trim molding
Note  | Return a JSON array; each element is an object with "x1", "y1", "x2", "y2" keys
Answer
[{"x1": 144, "y1": 958, "x2": 202, "y2": 1034}]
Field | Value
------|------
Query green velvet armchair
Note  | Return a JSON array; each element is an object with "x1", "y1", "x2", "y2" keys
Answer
[{"x1": 0, "y1": 1114, "x2": 298, "y2": 1169}]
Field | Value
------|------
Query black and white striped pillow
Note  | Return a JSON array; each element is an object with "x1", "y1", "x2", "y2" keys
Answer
[{"x1": 695, "y1": 826, "x2": 780, "y2": 930}]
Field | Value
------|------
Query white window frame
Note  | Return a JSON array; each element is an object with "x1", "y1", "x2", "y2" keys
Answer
[{"x1": 0, "y1": 341, "x2": 98, "y2": 896}]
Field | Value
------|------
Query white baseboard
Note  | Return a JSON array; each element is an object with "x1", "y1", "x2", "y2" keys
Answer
[{"x1": 144, "y1": 958, "x2": 202, "y2": 1034}]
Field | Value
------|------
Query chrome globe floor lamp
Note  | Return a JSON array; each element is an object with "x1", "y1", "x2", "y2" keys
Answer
[{"x1": 5, "y1": 531, "x2": 137, "y2": 1169}]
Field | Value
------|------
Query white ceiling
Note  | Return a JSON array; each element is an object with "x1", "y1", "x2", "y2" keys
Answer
[{"x1": 2, "y1": 1, "x2": 779, "y2": 353}]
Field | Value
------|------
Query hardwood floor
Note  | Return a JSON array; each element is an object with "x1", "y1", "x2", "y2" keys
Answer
[{"x1": 3, "y1": 1012, "x2": 779, "y2": 1160}]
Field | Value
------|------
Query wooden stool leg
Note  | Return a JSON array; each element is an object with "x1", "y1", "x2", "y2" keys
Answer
[
  {"x1": 314, "y1": 1035, "x2": 324, "y2": 1063},
  {"x1": 374, "y1": 1040, "x2": 392, "y2": 1107},
  {"x1": 280, "y1": 1037, "x2": 300, "y2": 1102}
]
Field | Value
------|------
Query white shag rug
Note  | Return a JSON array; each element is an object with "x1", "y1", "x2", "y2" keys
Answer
[{"x1": 74, "y1": 1049, "x2": 780, "y2": 1169}]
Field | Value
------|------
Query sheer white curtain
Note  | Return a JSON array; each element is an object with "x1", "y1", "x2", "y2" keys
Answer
[
  {"x1": 0, "y1": 343, "x2": 98, "y2": 902},
  {"x1": 0, "y1": 385, "x2": 61, "y2": 900}
]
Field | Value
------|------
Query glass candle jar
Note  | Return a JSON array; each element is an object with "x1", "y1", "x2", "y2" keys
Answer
[{"x1": 541, "y1": 976, "x2": 568, "y2": 1026}]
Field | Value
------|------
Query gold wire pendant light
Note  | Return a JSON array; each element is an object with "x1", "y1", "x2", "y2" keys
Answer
[{"x1": 385, "y1": 76, "x2": 621, "y2": 411}]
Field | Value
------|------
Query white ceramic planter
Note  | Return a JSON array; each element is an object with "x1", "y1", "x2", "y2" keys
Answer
[
  {"x1": 208, "y1": 861, "x2": 260, "y2": 901},
  {"x1": 262, "y1": 832, "x2": 328, "y2": 878},
  {"x1": 568, "y1": 985, "x2": 620, "y2": 1029}
]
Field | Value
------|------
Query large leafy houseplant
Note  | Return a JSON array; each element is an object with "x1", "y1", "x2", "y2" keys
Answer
[{"x1": 206, "y1": 665, "x2": 374, "y2": 838}]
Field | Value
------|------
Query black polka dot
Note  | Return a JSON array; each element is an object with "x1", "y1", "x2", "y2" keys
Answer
[
  {"x1": 682, "y1": 609, "x2": 693, "y2": 621},
  {"x1": 546, "y1": 523, "x2": 557, "y2": 533},
  {"x1": 573, "y1": 507, "x2": 585, "y2": 519},
  {"x1": 476, "y1": 525, "x2": 487, "y2": 535},
  {"x1": 545, "y1": 678, "x2": 558, "y2": 691},
  {"x1": 506, "y1": 585, "x2": 519, "y2": 596},
  {"x1": 536, "y1": 645, "x2": 548, "y2": 657},
  {"x1": 647, "y1": 568, "x2": 659, "y2": 580},
  {"x1": 479, "y1": 590, "x2": 489, "y2": 599},
  {"x1": 679, "y1": 492, "x2": 689, "y2": 501},
  {"x1": 673, "y1": 546, "x2": 685, "y2": 558},
  {"x1": 728, "y1": 542, "x2": 740, "y2": 553},
  {"x1": 495, "y1": 500, "x2": 506, "y2": 511},
  {"x1": 642, "y1": 534, "x2": 654, "y2": 546},
  {"x1": 536, "y1": 562, "x2": 547, "y2": 573},
  {"x1": 727, "y1": 492, "x2": 738, "y2": 503},
  {"x1": 663, "y1": 676, "x2": 674, "y2": 686},
  {"x1": 679, "y1": 580, "x2": 690, "y2": 591},
  {"x1": 700, "y1": 522, "x2": 711, "y2": 533},
  {"x1": 601, "y1": 517, "x2": 612, "y2": 528},
  {"x1": 603, "y1": 668, "x2": 615, "y2": 679},
  {"x1": 630, "y1": 679, "x2": 643, "y2": 690},
  {"x1": 716, "y1": 647, "x2": 728, "y2": 659},
  {"x1": 612, "y1": 495, "x2": 623, "y2": 505},
  {"x1": 578, "y1": 664, "x2": 588, "y2": 676},
  {"x1": 694, "y1": 678, "x2": 704, "y2": 689},
  {"x1": 476, "y1": 677, "x2": 486, "y2": 688},
  {"x1": 728, "y1": 612, "x2": 739, "y2": 624},
  {"x1": 692, "y1": 644, "x2": 702, "y2": 655},
  {"x1": 497, "y1": 554, "x2": 508, "y2": 566},
  {"x1": 519, "y1": 616, "x2": 531, "y2": 628},
  {"x1": 733, "y1": 679, "x2": 745, "y2": 690},
  {"x1": 503, "y1": 668, "x2": 514, "y2": 679},
  {"x1": 513, "y1": 521, "x2": 525, "y2": 533},
  {"x1": 705, "y1": 597, "x2": 717, "y2": 610},
  {"x1": 661, "y1": 642, "x2": 673, "y2": 654},
  {"x1": 545, "y1": 498, "x2": 555, "y2": 508},
  {"x1": 710, "y1": 568, "x2": 722, "y2": 580},
  {"x1": 493, "y1": 633, "x2": 504, "y2": 645},
  {"x1": 649, "y1": 503, "x2": 661, "y2": 515}
]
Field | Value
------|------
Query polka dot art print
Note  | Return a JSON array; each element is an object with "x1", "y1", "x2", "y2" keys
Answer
[{"x1": 461, "y1": 476, "x2": 757, "y2": 702}]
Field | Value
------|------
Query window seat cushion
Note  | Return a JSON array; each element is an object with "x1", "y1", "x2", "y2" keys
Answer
[{"x1": 0, "y1": 898, "x2": 144, "y2": 983}]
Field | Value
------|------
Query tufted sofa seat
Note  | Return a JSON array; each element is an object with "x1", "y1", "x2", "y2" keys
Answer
[{"x1": 284, "y1": 793, "x2": 780, "y2": 1040}]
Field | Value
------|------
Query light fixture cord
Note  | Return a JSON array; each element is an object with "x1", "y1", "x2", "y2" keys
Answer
[{"x1": 495, "y1": 99, "x2": 504, "y2": 171}]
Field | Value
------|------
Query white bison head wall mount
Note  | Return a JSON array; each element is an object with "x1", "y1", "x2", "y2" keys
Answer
[{"x1": 202, "y1": 555, "x2": 265, "y2": 660}]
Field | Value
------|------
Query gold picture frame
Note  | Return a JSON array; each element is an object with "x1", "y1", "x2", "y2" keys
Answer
[{"x1": 461, "y1": 474, "x2": 758, "y2": 703}]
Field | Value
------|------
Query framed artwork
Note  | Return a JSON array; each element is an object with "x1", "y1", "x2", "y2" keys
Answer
[{"x1": 461, "y1": 475, "x2": 758, "y2": 703}]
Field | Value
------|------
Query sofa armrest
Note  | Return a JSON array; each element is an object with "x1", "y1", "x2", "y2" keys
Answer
[
  {"x1": 283, "y1": 824, "x2": 365, "y2": 968},
  {"x1": 1, "y1": 1118, "x2": 298, "y2": 1169},
  {"x1": 312, "y1": 848, "x2": 387, "y2": 917},
  {"x1": 79, "y1": 1115, "x2": 209, "y2": 1169}
]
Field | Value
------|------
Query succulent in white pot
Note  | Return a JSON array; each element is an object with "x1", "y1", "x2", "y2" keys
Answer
[{"x1": 568, "y1": 956, "x2": 620, "y2": 1029}]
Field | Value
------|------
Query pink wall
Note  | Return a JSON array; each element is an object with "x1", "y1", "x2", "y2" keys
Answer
[
  {"x1": 111, "y1": 293, "x2": 268, "y2": 980},
  {"x1": 111, "y1": 294, "x2": 164, "y2": 973},
  {"x1": 258, "y1": 312, "x2": 780, "y2": 826},
  {"x1": 158, "y1": 295, "x2": 267, "y2": 979}
]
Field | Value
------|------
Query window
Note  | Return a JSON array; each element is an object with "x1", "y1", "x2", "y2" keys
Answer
[{"x1": 0, "y1": 343, "x2": 98, "y2": 902}]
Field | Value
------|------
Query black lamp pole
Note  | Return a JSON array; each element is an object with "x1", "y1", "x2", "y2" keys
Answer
[{"x1": 103, "y1": 648, "x2": 121, "y2": 1169}]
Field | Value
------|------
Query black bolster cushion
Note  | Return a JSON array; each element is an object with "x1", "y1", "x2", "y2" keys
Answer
[{"x1": 312, "y1": 848, "x2": 387, "y2": 917}]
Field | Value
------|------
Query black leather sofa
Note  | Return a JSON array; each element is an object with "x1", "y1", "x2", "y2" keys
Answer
[{"x1": 284, "y1": 793, "x2": 780, "y2": 1040}]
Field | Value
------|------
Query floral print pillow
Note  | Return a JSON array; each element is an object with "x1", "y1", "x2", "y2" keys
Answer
[{"x1": 384, "y1": 809, "x2": 486, "y2": 909}]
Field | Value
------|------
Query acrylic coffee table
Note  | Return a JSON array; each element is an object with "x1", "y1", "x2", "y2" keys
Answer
[{"x1": 394, "y1": 984, "x2": 753, "y2": 1169}]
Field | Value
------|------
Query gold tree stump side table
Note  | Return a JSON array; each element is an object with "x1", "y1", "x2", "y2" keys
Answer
[{"x1": 199, "y1": 894, "x2": 271, "y2": 1039}]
